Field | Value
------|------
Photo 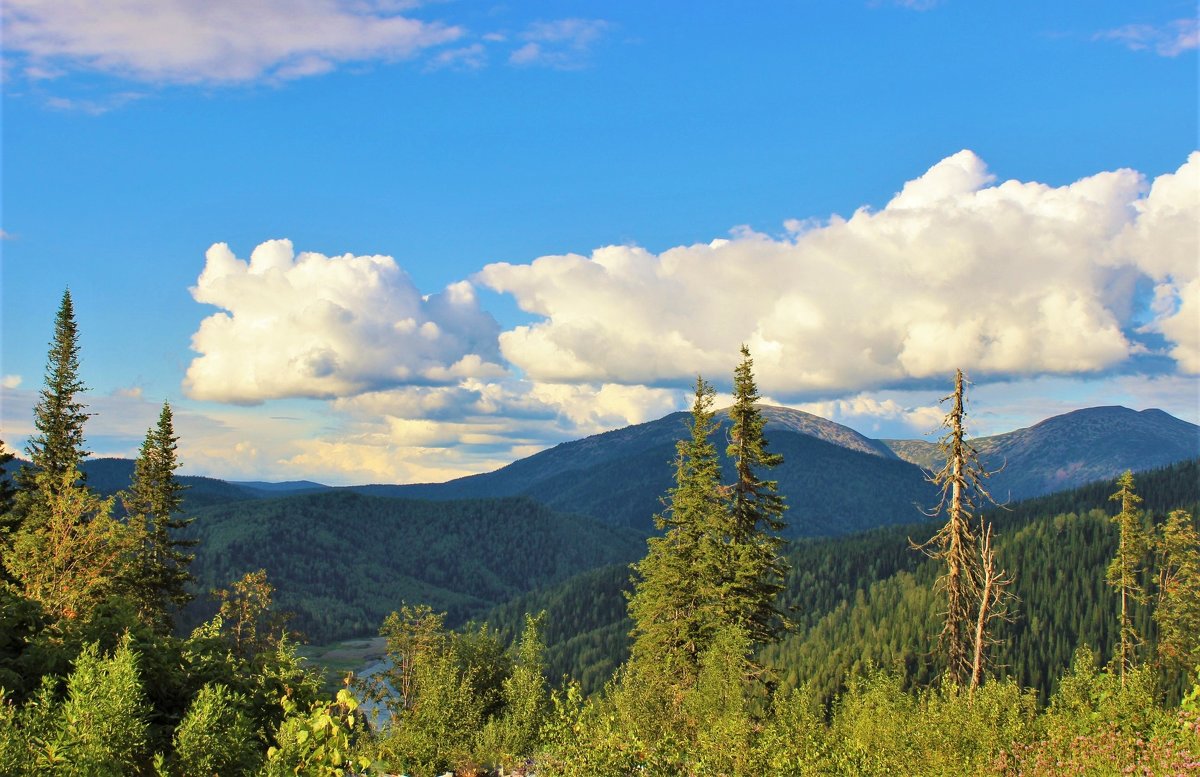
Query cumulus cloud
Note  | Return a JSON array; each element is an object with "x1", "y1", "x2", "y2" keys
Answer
[
  {"x1": 2, "y1": 375, "x2": 22, "y2": 389},
  {"x1": 480, "y1": 151, "x2": 1199, "y2": 395},
  {"x1": 1095, "y1": 18, "x2": 1199, "y2": 57},
  {"x1": 185, "y1": 239, "x2": 505, "y2": 404},
  {"x1": 1117, "y1": 152, "x2": 1200, "y2": 372},
  {"x1": 2, "y1": 0, "x2": 461, "y2": 84}
]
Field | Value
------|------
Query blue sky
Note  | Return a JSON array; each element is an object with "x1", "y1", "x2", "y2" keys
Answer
[{"x1": 1, "y1": 1, "x2": 1197, "y2": 485}]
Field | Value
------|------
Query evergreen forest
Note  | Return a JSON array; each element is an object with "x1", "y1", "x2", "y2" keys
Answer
[{"x1": 1, "y1": 292, "x2": 1198, "y2": 775}]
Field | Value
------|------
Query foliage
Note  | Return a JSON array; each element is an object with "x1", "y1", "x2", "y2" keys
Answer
[
  {"x1": 213, "y1": 569, "x2": 291, "y2": 661},
  {"x1": 17, "y1": 290, "x2": 91, "y2": 510},
  {"x1": 1107, "y1": 470, "x2": 1149, "y2": 679},
  {"x1": 172, "y1": 683, "x2": 261, "y2": 777},
  {"x1": 367, "y1": 606, "x2": 551, "y2": 776},
  {"x1": 121, "y1": 401, "x2": 196, "y2": 633},
  {"x1": 478, "y1": 612, "x2": 550, "y2": 768},
  {"x1": 627, "y1": 376, "x2": 725, "y2": 689},
  {"x1": 720, "y1": 346, "x2": 790, "y2": 648},
  {"x1": 0, "y1": 636, "x2": 150, "y2": 776},
  {"x1": 262, "y1": 688, "x2": 370, "y2": 777},
  {"x1": 1154, "y1": 509, "x2": 1200, "y2": 674},
  {"x1": 4, "y1": 468, "x2": 136, "y2": 623}
]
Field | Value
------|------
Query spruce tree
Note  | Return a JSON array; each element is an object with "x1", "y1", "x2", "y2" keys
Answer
[
  {"x1": 4, "y1": 291, "x2": 91, "y2": 578},
  {"x1": 1107, "y1": 470, "x2": 1147, "y2": 682},
  {"x1": 719, "y1": 345, "x2": 789, "y2": 648},
  {"x1": 22, "y1": 289, "x2": 90, "y2": 498},
  {"x1": 627, "y1": 376, "x2": 724, "y2": 683},
  {"x1": 122, "y1": 401, "x2": 195, "y2": 632}
]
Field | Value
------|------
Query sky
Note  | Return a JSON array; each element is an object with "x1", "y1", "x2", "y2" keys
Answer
[{"x1": 1, "y1": 1, "x2": 1197, "y2": 486}]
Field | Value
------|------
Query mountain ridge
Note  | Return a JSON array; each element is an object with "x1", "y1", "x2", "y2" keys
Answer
[{"x1": 883, "y1": 405, "x2": 1199, "y2": 501}]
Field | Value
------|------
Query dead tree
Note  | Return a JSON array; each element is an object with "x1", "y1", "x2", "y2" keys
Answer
[{"x1": 914, "y1": 369, "x2": 1006, "y2": 687}]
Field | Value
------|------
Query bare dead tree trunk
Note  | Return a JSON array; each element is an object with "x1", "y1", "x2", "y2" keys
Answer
[
  {"x1": 971, "y1": 524, "x2": 1014, "y2": 689},
  {"x1": 914, "y1": 369, "x2": 1004, "y2": 687}
]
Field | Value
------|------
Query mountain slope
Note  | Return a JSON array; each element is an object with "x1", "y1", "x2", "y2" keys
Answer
[
  {"x1": 352, "y1": 405, "x2": 933, "y2": 536},
  {"x1": 184, "y1": 491, "x2": 644, "y2": 643},
  {"x1": 480, "y1": 458, "x2": 1200, "y2": 697},
  {"x1": 885, "y1": 406, "x2": 1200, "y2": 502}
]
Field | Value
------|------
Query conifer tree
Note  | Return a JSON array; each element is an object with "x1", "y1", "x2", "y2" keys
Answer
[
  {"x1": 20, "y1": 290, "x2": 90, "y2": 505},
  {"x1": 1107, "y1": 470, "x2": 1147, "y2": 682},
  {"x1": 1154, "y1": 509, "x2": 1200, "y2": 675},
  {"x1": 4, "y1": 467, "x2": 134, "y2": 622},
  {"x1": 719, "y1": 345, "x2": 789, "y2": 648},
  {"x1": 627, "y1": 376, "x2": 724, "y2": 683},
  {"x1": 122, "y1": 401, "x2": 195, "y2": 631}
]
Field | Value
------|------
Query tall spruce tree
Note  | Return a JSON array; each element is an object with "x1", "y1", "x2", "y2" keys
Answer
[
  {"x1": 627, "y1": 376, "x2": 724, "y2": 684},
  {"x1": 122, "y1": 401, "x2": 195, "y2": 632},
  {"x1": 1107, "y1": 470, "x2": 1147, "y2": 682},
  {"x1": 4, "y1": 291, "x2": 91, "y2": 578},
  {"x1": 719, "y1": 345, "x2": 789, "y2": 648},
  {"x1": 22, "y1": 289, "x2": 90, "y2": 498}
]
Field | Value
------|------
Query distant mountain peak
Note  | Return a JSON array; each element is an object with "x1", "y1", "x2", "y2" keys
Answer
[{"x1": 885, "y1": 404, "x2": 1198, "y2": 501}]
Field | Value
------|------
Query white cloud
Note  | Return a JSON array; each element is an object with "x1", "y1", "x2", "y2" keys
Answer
[
  {"x1": 2, "y1": 0, "x2": 462, "y2": 84},
  {"x1": 1117, "y1": 152, "x2": 1200, "y2": 372},
  {"x1": 509, "y1": 18, "x2": 610, "y2": 68},
  {"x1": 1095, "y1": 18, "x2": 1199, "y2": 57},
  {"x1": 426, "y1": 43, "x2": 486, "y2": 71},
  {"x1": 1, "y1": 375, "x2": 22, "y2": 389},
  {"x1": 480, "y1": 151, "x2": 1199, "y2": 394},
  {"x1": 184, "y1": 239, "x2": 505, "y2": 404},
  {"x1": 790, "y1": 394, "x2": 945, "y2": 438}
]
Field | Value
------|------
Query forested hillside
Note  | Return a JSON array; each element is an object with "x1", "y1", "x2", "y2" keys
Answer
[
  {"x1": 183, "y1": 492, "x2": 644, "y2": 643},
  {"x1": 483, "y1": 459, "x2": 1200, "y2": 697}
]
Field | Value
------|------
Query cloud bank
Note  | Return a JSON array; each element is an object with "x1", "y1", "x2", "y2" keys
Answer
[
  {"x1": 480, "y1": 151, "x2": 1200, "y2": 396},
  {"x1": 185, "y1": 240, "x2": 504, "y2": 404},
  {"x1": 176, "y1": 151, "x2": 1198, "y2": 483},
  {"x1": 2, "y1": 0, "x2": 460, "y2": 84}
]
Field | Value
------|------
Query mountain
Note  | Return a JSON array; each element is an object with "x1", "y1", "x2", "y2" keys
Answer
[
  {"x1": 349, "y1": 405, "x2": 935, "y2": 537},
  {"x1": 184, "y1": 491, "x2": 645, "y2": 644},
  {"x1": 884, "y1": 406, "x2": 1200, "y2": 502}
]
